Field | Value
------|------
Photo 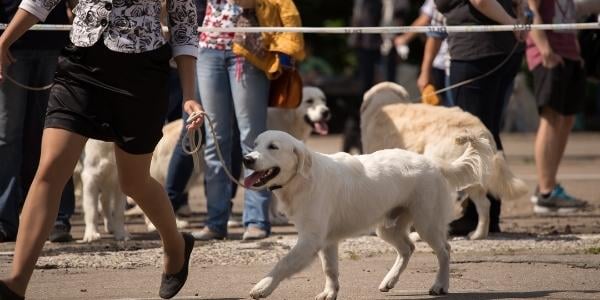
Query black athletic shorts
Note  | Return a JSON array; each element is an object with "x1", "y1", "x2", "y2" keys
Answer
[
  {"x1": 532, "y1": 59, "x2": 586, "y2": 116},
  {"x1": 45, "y1": 42, "x2": 172, "y2": 154}
]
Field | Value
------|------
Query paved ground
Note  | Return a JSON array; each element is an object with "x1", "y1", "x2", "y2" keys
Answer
[{"x1": 1, "y1": 133, "x2": 599, "y2": 299}]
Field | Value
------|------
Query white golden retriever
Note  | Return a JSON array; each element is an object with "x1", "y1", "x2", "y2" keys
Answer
[
  {"x1": 360, "y1": 82, "x2": 528, "y2": 239},
  {"x1": 81, "y1": 139, "x2": 129, "y2": 242},
  {"x1": 244, "y1": 130, "x2": 492, "y2": 299}
]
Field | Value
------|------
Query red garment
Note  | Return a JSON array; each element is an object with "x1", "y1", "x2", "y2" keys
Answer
[{"x1": 526, "y1": 0, "x2": 580, "y2": 70}]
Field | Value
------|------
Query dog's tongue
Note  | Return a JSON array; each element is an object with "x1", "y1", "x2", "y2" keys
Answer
[
  {"x1": 244, "y1": 171, "x2": 265, "y2": 188},
  {"x1": 314, "y1": 121, "x2": 329, "y2": 135}
]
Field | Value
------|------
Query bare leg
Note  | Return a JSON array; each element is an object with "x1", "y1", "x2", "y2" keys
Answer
[
  {"x1": 535, "y1": 107, "x2": 575, "y2": 193},
  {"x1": 113, "y1": 147, "x2": 184, "y2": 275},
  {"x1": 316, "y1": 244, "x2": 339, "y2": 300},
  {"x1": 2, "y1": 129, "x2": 87, "y2": 296},
  {"x1": 250, "y1": 237, "x2": 321, "y2": 299}
]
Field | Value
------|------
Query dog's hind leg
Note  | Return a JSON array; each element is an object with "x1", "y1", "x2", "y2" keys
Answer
[
  {"x1": 316, "y1": 244, "x2": 339, "y2": 300},
  {"x1": 250, "y1": 237, "x2": 321, "y2": 299},
  {"x1": 466, "y1": 186, "x2": 490, "y2": 240},
  {"x1": 376, "y1": 208, "x2": 414, "y2": 293},
  {"x1": 110, "y1": 190, "x2": 130, "y2": 241},
  {"x1": 413, "y1": 215, "x2": 450, "y2": 295},
  {"x1": 100, "y1": 192, "x2": 114, "y2": 234}
]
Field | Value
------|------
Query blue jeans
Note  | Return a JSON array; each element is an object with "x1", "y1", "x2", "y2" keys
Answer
[
  {"x1": 165, "y1": 108, "x2": 242, "y2": 213},
  {"x1": 0, "y1": 49, "x2": 74, "y2": 237},
  {"x1": 197, "y1": 48, "x2": 271, "y2": 235}
]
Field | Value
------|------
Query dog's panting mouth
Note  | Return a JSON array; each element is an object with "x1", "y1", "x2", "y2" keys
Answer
[
  {"x1": 244, "y1": 167, "x2": 280, "y2": 188},
  {"x1": 314, "y1": 121, "x2": 329, "y2": 135}
]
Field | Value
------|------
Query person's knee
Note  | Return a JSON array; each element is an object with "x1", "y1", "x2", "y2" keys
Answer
[{"x1": 118, "y1": 175, "x2": 152, "y2": 198}]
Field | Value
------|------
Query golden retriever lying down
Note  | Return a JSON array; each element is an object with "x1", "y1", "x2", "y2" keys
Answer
[{"x1": 360, "y1": 82, "x2": 528, "y2": 240}]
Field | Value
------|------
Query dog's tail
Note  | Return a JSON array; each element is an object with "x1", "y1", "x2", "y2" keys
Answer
[
  {"x1": 438, "y1": 135, "x2": 493, "y2": 191},
  {"x1": 487, "y1": 153, "x2": 529, "y2": 200}
]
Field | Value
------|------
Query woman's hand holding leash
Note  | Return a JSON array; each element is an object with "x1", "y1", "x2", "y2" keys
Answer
[{"x1": 183, "y1": 99, "x2": 205, "y2": 131}]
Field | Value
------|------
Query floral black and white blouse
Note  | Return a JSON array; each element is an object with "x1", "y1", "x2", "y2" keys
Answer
[{"x1": 20, "y1": 0, "x2": 198, "y2": 57}]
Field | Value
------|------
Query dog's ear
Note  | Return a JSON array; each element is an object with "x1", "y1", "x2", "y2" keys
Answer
[{"x1": 293, "y1": 143, "x2": 312, "y2": 178}]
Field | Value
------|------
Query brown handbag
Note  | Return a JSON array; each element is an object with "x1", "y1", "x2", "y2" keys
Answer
[{"x1": 268, "y1": 67, "x2": 303, "y2": 109}]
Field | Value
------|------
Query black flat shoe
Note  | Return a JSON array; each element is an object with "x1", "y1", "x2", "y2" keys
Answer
[
  {"x1": 0, "y1": 281, "x2": 24, "y2": 300},
  {"x1": 158, "y1": 232, "x2": 195, "y2": 299}
]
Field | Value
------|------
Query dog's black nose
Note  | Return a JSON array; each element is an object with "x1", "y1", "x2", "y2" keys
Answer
[
  {"x1": 243, "y1": 155, "x2": 255, "y2": 168},
  {"x1": 321, "y1": 109, "x2": 330, "y2": 120}
]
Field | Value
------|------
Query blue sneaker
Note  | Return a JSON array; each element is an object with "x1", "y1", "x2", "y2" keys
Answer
[{"x1": 533, "y1": 184, "x2": 588, "y2": 215}]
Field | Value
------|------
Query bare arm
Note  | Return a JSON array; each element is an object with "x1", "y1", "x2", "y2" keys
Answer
[
  {"x1": 395, "y1": 13, "x2": 431, "y2": 46},
  {"x1": 418, "y1": 36, "x2": 443, "y2": 92},
  {"x1": 174, "y1": 55, "x2": 204, "y2": 129},
  {"x1": 527, "y1": 0, "x2": 564, "y2": 68},
  {"x1": 0, "y1": 9, "x2": 41, "y2": 81}
]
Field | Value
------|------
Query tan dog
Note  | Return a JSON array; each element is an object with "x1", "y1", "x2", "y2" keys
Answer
[{"x1": 360, "y1": 82, "x2": 528, "y2": 239}]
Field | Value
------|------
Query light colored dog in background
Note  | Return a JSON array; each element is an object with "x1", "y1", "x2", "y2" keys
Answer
[
  {"x1": 244, "y1": 130, "x2": 492, "y2": 299},
  {"x1": 268, "y1": 86, "x2": 331, "y2": 141},
  {"x1": 81, "y1": 139, "x2": 129, "y2": 242},
  {"x1": 360, "y1": 82, "x2": 528, "y2": 240}
]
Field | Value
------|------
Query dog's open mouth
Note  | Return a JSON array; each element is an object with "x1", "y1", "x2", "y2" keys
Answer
[
  {"x1": 304, "y1": 116, "x2": 329, "y2": 135},
  {"x1": 244, "y1": 167, "x2": 281, "y2": 188}
]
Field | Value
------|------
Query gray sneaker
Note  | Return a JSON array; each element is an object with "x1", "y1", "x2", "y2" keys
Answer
[
  {"x1": 533, "y1": 184, "x2": 588, "y2": 214},
  {"x1": 191, "y1": 227, "x2": 226, "y2": 241},
  {"x1": 242, "y1": 226, "x2": 268, "y2": 241}
]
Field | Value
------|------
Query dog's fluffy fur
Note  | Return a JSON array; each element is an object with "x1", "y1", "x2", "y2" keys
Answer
[
  {"x1": 360, "y1": 82, "x2": 528, "y2": 239},
  {"x1": 244, "y1": 130, "x2": 491, "y2": 299},
  {"x1": 81, "y1": 139, "x2": 129, "y2": 242}
]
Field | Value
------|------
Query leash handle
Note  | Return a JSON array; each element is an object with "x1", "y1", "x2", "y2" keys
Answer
[{"x1": 182, "y1": 112, "x2": 265, "y2": 191}]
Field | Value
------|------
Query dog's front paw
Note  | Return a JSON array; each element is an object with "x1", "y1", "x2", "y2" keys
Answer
[
  {"x1": 428, "y1": 282, "x2": 448, "y2": 296},
  {"x1": 250, "y1": 277, "x2": 276, "y2": 299},
  {"x1": 315, "y1": 288, "x2": 338, "y2": 300},
  {"x1": 82, "y1": 230, "x2": 101, "y2": 243}
]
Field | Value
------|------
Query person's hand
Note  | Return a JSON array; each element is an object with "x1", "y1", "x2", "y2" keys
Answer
[
  {"x1": 394, "y1": 34, "x2": 408, "y2": 47},
  {"x1": 541, "y1": 50, "x2": 564, "y2": 69},
  {"x1": 183, "y1": 99, "x2": 204, "y2": 131},
  {"x1": 417, "y1": 71, "x2": 431, "y2": 93},
  {"x1": 0, "y1": 42, "x2": 16, "y2": 82}
]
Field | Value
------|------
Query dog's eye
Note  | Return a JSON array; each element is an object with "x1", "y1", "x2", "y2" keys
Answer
[
  {"x1": 268, "y1": 143, "x2": 279, "y2": 150},
  {"x1": 305, "y1": 99, "x2": 314, "y2": 104}
]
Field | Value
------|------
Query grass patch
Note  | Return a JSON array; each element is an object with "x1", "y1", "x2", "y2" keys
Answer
[
  {"x1": 585, "y1": 247, "x2": 600, "y2": 255},
  {"x1": 345, "y1": 250, "x2": 361, "y2": 261}
]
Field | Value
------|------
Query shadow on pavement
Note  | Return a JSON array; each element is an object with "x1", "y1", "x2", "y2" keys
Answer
[{"x1": 382, "y1": 289, "x2": 600, "y2": 299}]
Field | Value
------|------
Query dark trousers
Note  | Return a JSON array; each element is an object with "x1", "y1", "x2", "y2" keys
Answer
[
  {"x1": 450, "y1": 53, "x2": 523, "y2": 151},
  {"x1": 449, "y1": 53, "x2": 523, "y2": 229}
]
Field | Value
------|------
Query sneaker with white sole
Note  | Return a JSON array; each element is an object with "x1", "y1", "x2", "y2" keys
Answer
[{"x1": 533, "y1": 184, "x2": 588, "y2": 214}]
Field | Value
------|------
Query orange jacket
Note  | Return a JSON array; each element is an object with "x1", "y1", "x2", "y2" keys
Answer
[{"x1": 232, "y1": 0, "x2": 305, "y2": 79}]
